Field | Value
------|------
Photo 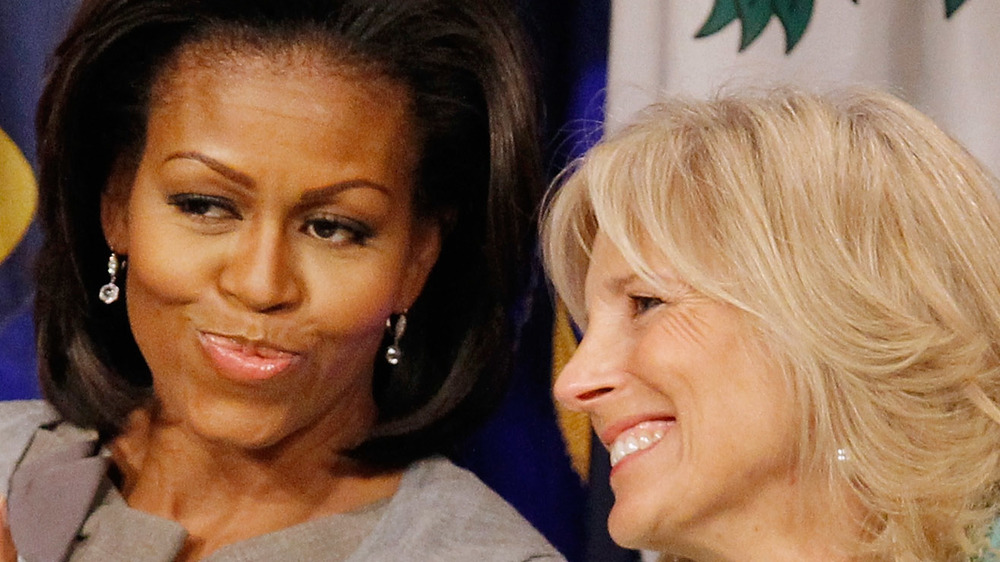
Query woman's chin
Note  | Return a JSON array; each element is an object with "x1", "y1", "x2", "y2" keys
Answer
[
  {"x1": 195, "y1": 416, "x2": 291, "y2": 451},
  {"x1": 161, "y1": 398, "x2": 298, "y2": 451},
  {"x1": 177, "y1": 397, "x2": 369, "y2": 455},
  {"x1": 607, "y1": 504, "x2": 661, "y2": 553}
]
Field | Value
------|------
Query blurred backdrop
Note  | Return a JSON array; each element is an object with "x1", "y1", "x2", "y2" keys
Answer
[{"x1": 3, "y1": 2, "x2": 999, "y2": 561}]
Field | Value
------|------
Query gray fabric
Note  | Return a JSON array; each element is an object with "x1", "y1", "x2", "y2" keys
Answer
[
  {"x1": 0, "y1": 401, "x2": 59, "y2": 499},
  {"x1": 72, "y1": 483, "x2": 386, "y2": 561},
  {"x1": 0, "y1": 401, "x2": 565, "y2": 561},
  {"x1": 72, "y1": 503, "x2": 186, "y2": 562},
  {"x1": 345, "y1": 457, "x2": 565, "y2": 561},
  {"x1": 8, "y1": 426, "x2": 107, "y2": 562},
  {"x1": 204, "y1": 498, "x2": 389, "y2": 561}
]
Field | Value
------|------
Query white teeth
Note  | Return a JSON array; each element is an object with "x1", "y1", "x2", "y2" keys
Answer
[{"x1": 609, "y1": 420, "x2": 672, "y2": 467}]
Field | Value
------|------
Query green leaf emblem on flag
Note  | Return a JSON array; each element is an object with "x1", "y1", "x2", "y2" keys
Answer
[{"x1": 696, "y1": 0, "x2": 970, "y2": 52}]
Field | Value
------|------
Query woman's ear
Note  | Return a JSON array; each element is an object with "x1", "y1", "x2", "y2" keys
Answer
[
  {"x1": 100, "y1": 160, "x2": 133, "y2": 253},
  {"x1": 398, "y1": 219, "x2": 443, "y2": 311}
]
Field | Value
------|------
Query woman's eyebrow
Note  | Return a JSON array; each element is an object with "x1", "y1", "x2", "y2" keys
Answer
[
  {"x1": 165, "y1": 151, "x2": 254, "y2": 187},
  {"x1": 604, "y1": 272, "x2": 638, "y2": 295},
  {"x1": 164, "y1": 151, "x2": 392, "y2": 202},
  {"x1": 297, "y1": 180, "x2": 392, "y2": 207}
]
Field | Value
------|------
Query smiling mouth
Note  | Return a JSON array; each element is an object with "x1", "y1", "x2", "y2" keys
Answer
[
  {"x1": 609, "y1": 420, "x2": 674, "y2": 467},
  {"x1": 199, "y1": 333, "x2": 300, "y2": 382}
]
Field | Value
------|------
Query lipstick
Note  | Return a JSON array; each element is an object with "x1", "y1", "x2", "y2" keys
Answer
[{"x1": 199, "y1": 332, "x2": 299, "y2": 382}]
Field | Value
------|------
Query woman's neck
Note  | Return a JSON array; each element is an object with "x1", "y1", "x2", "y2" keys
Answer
[
  {"x1": 109, "y1": 406, "x2": 403, "y2": 560},
  {"x1": 654, "y1": 473, "x2": 862, "y2": 562}
]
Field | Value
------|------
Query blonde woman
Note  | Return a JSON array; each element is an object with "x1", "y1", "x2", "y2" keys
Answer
[{"x1": 542, "y1": 89, "x2": 1000, "y2": 561}]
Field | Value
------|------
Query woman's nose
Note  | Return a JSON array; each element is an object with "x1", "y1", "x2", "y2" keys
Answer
[
  {"x1": 553, "y1": 321, "x2": 627, "y2": 412},
  {"x1": 217, "y1": 223, "x2": 302, "y2": 312}
]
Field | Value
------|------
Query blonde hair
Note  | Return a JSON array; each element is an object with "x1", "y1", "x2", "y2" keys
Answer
[{"x1": 542, "y1": 88, "x2": 1000, "y2": 560}]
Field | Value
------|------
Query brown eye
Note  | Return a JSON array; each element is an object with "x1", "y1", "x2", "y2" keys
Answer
[
  {"x1": 168, "y1": 193, "x2": 239, "y2": 220},
  {"x1": 303, "y1": 217, "x2": 372, "y2": 246}
]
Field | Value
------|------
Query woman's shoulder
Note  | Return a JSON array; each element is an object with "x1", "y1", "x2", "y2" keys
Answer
[
  {"x1": 0, "y1": 400, "x2": 60, "y2": 445},
  {"x1": 351, "y1": 456, "x2": 566, "y2": 561},
  {"x1": 0, "y1": 400, "x2": 60, "y2": 497}
]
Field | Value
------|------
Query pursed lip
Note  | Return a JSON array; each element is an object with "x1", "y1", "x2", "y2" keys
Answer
[{"x1": 198, "y1": 331, "x2": 303, "y2": 382}]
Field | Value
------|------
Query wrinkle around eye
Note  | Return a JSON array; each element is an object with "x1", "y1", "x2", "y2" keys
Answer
[{"x1": 654, "y1": 302, "x2": 713, "y2": 348}]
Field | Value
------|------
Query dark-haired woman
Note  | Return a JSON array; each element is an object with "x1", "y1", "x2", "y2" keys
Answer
[{"x1": 0, "y1": 1, "x2": 563, "y2": 560}]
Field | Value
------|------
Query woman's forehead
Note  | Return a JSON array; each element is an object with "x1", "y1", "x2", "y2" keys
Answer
[{"x1": 152, "y1": 36, "x2": 398, "y2": 107}]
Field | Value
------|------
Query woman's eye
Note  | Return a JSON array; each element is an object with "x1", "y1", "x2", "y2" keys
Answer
[
  {"x1": 629, "y1": 295, "x2": 664, "y2": 316},
  {"x1": 303, "y1": 217, "x2": 373, "y2": 246},
  {"x1": 167, "y1": 194, "x2": 238, "y2": 219}
]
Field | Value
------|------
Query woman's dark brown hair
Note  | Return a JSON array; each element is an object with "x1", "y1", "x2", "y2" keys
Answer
[{"x1": 34, "y1": 0, "x2": 542, "y2": 466}]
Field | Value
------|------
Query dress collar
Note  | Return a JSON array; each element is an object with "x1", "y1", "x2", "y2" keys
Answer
[{"x1": 7, "y1": 423, "x2": 107, "y2": 562}]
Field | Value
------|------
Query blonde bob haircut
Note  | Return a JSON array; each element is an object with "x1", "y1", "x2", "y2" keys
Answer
[{"x1": 542, "y1": 89, "x2": 1000, "y2": 560}]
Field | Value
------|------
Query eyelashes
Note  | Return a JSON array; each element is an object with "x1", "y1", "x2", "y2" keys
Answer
[
  {"x1": 302, "y1": 216, "x2": 373, "y2": 246},
  {"x1": 168, "y1": 193, "x2": 238, "y2": 220},
  {"x1": 629, "y1": 294, "x2": 666, "y2": 316},
  {"x1": 167, "y1": 193, "x2": 374, "y2": 247}
]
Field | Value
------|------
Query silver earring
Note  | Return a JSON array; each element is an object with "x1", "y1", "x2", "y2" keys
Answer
[
  {"x1": 385, "y1": 312, "x2": 407, "y2": 365},
  {"x1": 98, "y1": 253, "x2": 124, "y2": 304},
  {"x1": 836, "y1": 448, "x2": 851, "y2": 462}
]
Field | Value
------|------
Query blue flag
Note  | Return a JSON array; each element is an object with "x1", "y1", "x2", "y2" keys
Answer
[{"x1": 0, "y1": 0, "x2": 77, "y2": 400}]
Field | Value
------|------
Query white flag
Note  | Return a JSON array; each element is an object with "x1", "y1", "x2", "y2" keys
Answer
[{"x1": 607, "y1": 0, "x2": 1000, "y2": 175}]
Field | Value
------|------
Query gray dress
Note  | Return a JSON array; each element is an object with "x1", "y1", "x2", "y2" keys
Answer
[{"x1": 0, "y1": 400, "x2": 565, "y2": 561}]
